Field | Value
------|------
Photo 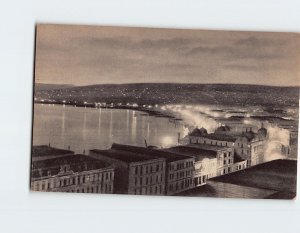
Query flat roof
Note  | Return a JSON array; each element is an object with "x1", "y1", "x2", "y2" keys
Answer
[
  {"x1": 164, "y1": 146, "x2": 217, "y2": 161},
  {"x1": 110, "y1": 143, "x2": 194, "y2": 162},
  {"x1": 31, "y1": 154, "x2": 111, "y2": 179},
  {"x1": 32, "y1": 145, "x2": 74, "y2": 157},
  {"x1": 210, "y1": 159, "x2": 297, "y2": 197},
  {"x1": 186, "y1": 143, "x2": 231, "y2": 151},
  {"x1": 90, "y1": 147, "x2": 162, "y2": 163}
]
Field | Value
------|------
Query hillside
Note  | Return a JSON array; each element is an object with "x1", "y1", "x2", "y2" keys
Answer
[{"x1": 34, "y1": 83, "x2": 299, "y2": 108}]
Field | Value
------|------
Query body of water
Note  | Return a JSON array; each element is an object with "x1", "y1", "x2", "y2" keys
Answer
[{"x1": 33, "y1": 104, "x2": 186, "y2": 153}]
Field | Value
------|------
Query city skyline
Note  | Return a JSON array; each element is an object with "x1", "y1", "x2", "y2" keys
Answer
[{"x1": 35, "y1": 24, "x2": 300, "y2": 87}]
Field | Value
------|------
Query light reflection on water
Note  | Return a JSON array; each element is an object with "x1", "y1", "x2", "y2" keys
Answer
[{"x1": 33, "y1": 104, "x2": 186, "y2": 153}]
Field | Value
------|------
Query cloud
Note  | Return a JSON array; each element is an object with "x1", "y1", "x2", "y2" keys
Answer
[{"x1": 35, "y1": 25, "x2": 300, "y2": 86}]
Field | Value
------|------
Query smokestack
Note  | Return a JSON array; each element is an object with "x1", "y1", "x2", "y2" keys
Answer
[
  {"x1": 144, "y1": 139, "x2": 148, "y2": 148},
  {"x1": 178, "y1": 132, "x2": 181, "y2": 143}
]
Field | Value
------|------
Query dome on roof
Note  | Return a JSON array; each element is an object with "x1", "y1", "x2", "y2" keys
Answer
[
  {"x1": 244, "y1": 130, "x2": 255, "y2": 141},
  {"x1": 189, "y1": 127, "x2": 208, "y2": 137},
  {"x1": 216, "y1": 125, "x2": 231, "y2": 132}
]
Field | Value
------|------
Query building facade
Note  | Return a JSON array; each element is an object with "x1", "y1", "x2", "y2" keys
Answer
[
  {"x1": 180, "y1": 125, "x2": 268, "y2": 168},
  {"x1": 102, "y1": 144, "x2": 195, "y2": 195},
  {"x1": 89, "y1": 144, "x2": 166, "y2": 195},
  {"x1": 31, "y1": 154, "x2": 114, "y2": 194}
]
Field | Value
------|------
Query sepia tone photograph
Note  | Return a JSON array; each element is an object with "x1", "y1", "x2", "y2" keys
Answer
[{"x1": 31, "y1": 24, "x2": 299, "y2": 199}]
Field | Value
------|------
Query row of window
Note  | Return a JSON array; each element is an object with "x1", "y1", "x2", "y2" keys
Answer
[
  {"x1": 33, "y1": 171, "x2": 113, "y2": 191},
  {"x1": 169, "y1": 161, "x2": 193, "y2": 171},
  {"x1": 194, "y1": 175, "x2": 207, "y2": 186},
  {"x1": 201, "y1": 139, "x2": 232, "y2": 147},
  {"x1": 168, "y1": 178, "x2": 193, "y2": 193},
  {"x1": 236, "y1": 163, "x2": 246, "y2": 171},
  {"x1": 64, "y1": 184, "x2": 113, "y2": 194},
  {"x1": 134, "y1": 174, "x2": 163, "y2": 186},
  {"x1": 169, "y1": 170, "x2": 192, "y2": 180},
  {"x1": 133, "y1": 185, "x2": 163, "y2": 195},
  {"x1": 223, "y1": 159, "x2": 232, "y2": 165},
  {"x1": 222, "y1": 167, "x2": 231, "y2": 175},
  {"x1": 133, "y1": 164, "x2": 162, "y2": 175}
]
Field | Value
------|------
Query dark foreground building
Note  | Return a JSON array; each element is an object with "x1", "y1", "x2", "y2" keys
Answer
[
  {"x1": 177, "y1": 159, "x2": 297, "y2": 199},
  {"x1": 31, "y1": 154, "x2": 114, "y2": 194},
  {"x1": 89, "y1": 144, "x2": 166, "y2": 195},
  {"x1": 31, "y1": 145, "x2": 74, "y2": 161},
  {"x1": 110, "y1": 144, "x2": 195, "y2": 195}
]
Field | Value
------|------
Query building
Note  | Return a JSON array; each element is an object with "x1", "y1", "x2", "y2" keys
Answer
[
  {"x1": 206, "y1": 159, "x2": 297, "y2": 199},
  {"x1": 31, "y1": 145, "x2": 74, "y2": 161},
  {"x1": 234, "y1": 126, "x2": 268, "y2": 167},
  {"x1": 114, "y1": 144, "x2": 195, "y2": 195},
  {"x1": 31, "y1": 154, "x2": 114, "y2": 194},
  {"x1": 164, "y1": 146, "x2": 218, "y2": 187},
  {"x1": 164, "y1": 144, "x2": 237, "y2": 187},
  {"x1": 180, "y1": 125, "x2": 268, "y2": 167},
  {"x1": 180, "y1": 130, "x2": 236, "y2": 148},
  {"x1": 187, "y1": 144, "x2": 234, "y2": 176},
  {"x1": 89, "y1": 143, "x2": 166, "y2": 195}
]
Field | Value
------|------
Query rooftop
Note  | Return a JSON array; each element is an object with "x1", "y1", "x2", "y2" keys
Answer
[
  {"x1": 90, "y1": 145, "x2": 162, "y2": 163},
  {"x1": 31, "y1": 154, "x2": 111, "y2": 179},
  {"x1": 32, "y1": 145, "x2": 74, "y2": 157},
  {"x1": 163, "y1": 146, "x2": 217, "y2": 161},
  {"x1": 188, "y1": 127, "x2": 208, "y2": 137},
  {"x1": 209, "y1": 159, "x2": 297, "y2": 199},
  {"x1": 110, "y1": 143, "x2": 193, "y2": 162},
  {"x1": 186, "y1": 143, "x2": 231, "y2": 151},
  {"x1": 176, "y1": 159, "x2": 297, "y2": 199}
]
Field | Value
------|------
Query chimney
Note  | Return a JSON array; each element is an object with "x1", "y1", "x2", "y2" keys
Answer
[{"x1": 178, "y1": 132, "x2": 181, "y2": 143}]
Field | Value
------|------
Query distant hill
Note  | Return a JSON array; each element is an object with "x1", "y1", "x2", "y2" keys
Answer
[
  {"x1": 34, "y1": 83, "x2": 75, "y2": 91},
  {"x1": 34, "y1": 83, "x2": 299, "y2": 107}
]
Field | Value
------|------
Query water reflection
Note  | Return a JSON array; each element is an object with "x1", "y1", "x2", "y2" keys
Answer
[
  {"x1": 98, "y1": 108, "x2": 102, "y2": 136},
  {"x1": 131, "y1": 110, "x2": 137, "y2": 141},
  {"x1": 33, "y1": 104, "x2": 186, "y2": 153}
]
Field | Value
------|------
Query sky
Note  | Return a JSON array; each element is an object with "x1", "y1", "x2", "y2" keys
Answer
[{"x1": 35, "y1": 24, "x2": 300, "y2": 86}]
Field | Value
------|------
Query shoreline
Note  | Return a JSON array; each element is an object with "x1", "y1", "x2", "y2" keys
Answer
[{"x1": 34, "y1": 101, "x2": 183, "y2": 121}]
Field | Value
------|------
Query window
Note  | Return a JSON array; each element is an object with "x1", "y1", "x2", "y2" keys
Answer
[{"x1": 156, "y1": 164, "x2": 159, "y2": 172}]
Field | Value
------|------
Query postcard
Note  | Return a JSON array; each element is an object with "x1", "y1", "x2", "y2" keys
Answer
[{"x1": 31, "y1": 24, "x2": 299, "y2": 199}]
